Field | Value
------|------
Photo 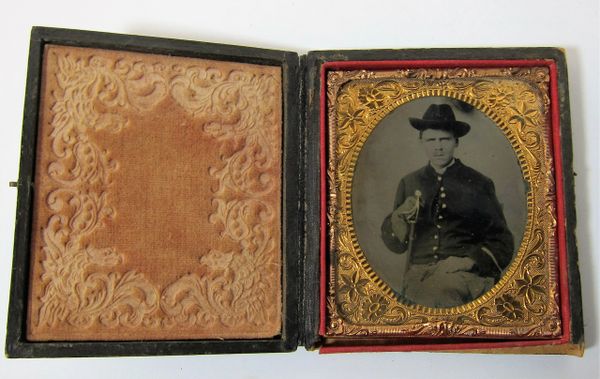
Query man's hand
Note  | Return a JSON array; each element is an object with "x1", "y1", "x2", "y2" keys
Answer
[
  {"x1": 394, "y1": 196, "x2": 418, "y2": 217},
  {"x1": 390, "y1": 196, "x2": 419, "y2": 242}
]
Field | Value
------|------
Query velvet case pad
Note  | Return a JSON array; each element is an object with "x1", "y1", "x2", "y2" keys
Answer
[
  {"x1": 29, "y1": 44, "x2": 283, "y2": 341},
  {"x1": 7, "y1": 27, "x2": 301, "y2": 357}
]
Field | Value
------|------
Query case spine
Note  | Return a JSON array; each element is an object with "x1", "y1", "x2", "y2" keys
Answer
[{"x1": 301, "y1": 53, "x2": 324, "y2": 350}]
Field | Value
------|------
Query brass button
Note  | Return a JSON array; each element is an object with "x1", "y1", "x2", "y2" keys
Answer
[
  {"x1": 442, "y1": 203, "x2": 447, "y2": 209},
  {"x1": 436, "y1": 224, "x2": 442, "y2": 229},
  {"x1": 440, "y1": 193, "x2": 446, "y2": 198},
  {"x1": 434, "y1": 254, "x2": 439, "y2": 259},
  {"x1": 437, "y1": 176, "x2": 442, "y2": 181},
  {"x1": 434, "y1": 234, "x2": 438, "y2": 239},
  {"x1": 432, "y1": 246, "x2": 438, "y2": 251},
  {"x1": 440, "y1": 186, "x2": 445, "y2": 191},
  {"x1": 438, "y1": 215, "x2": 443, "y2": 220}
]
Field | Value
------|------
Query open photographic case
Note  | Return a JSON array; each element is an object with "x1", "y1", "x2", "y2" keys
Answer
[{"x1": 6, "y1": 27, "x2": 583, "y2": 357}]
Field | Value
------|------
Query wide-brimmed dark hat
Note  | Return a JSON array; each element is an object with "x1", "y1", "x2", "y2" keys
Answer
[{"x1": 409, "y1": 104, "x2": 471, "y2": 137}]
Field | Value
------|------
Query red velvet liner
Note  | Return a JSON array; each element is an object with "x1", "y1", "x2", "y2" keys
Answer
[
  {"x1": 548, "y1": 60, "x2": 572, "y2": 345},
  {"x1": 318, "y1": 59, "x2": 571, "y2": 353}
]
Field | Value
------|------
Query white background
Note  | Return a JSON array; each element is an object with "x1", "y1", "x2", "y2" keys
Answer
[{"x1": 1, "y1": 0, "x2": 598, "y2": 378}]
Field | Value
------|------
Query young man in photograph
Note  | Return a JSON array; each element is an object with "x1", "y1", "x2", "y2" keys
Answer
[{"x1": 381, "y1": 103, "x2": 514, "y2": 308}]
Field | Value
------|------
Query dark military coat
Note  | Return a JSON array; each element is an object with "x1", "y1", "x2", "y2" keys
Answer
[{"x1": 381, "y1": 159, "x2": 514, "y2": 278}]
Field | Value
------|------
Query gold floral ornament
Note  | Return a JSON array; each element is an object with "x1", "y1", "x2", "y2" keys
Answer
[
  {"x1": 28, "y1": 45, "x2": 282, "y2": 340},
  {"x1": 339, "y1": 272, "x2": 370, "y2": 303},
  {"x1": 494, "y1": 294, "x2": 525, "y2": 321},
  {"x1": 361, "y1": 294, "x2": 390, "y2": 321},
  {"x1": 326, "y1": 67, "x2": 561, "y2": 339}
]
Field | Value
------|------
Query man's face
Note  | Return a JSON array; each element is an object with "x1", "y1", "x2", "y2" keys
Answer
[{"x1": 420, "y1": 128, "x2": 458, "y2": 169}]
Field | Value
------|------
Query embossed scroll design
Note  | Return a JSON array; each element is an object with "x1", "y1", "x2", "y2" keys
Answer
[
  {"x1": 36, "y1": 50, "x2": 281, "y2": 332},
  {"x1": 326, "y1": 67, "x2": 561, "y2": 338}
]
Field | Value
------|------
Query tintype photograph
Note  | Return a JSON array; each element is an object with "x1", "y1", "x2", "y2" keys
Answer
[
  {"x1": 352, "y1": 97, "x2": 527, "y2": 308},
  {"x1": 326, "y1": 65, "x2": 563, "y2": 340}
]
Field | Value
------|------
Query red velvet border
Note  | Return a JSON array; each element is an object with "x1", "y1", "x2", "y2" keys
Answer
[{"x1": 318, "y1": 59, "x2": 571, "y2": 353}]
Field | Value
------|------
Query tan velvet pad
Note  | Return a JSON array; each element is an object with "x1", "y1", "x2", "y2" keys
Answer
[{"x1": 27, "y1": 45, "x2": 283, "y2": 340}]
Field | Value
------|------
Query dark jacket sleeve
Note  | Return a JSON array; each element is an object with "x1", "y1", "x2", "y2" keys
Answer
[
  {"x1": 381, "y1": 179, "x2": 408, "y2": 253},
  {"x1": 472, "y1": 179, "x2": 514, "y2": 277}
]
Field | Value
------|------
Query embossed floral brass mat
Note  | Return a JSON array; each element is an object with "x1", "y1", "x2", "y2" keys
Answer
[
  {"x1": 27, "y1": 45, "x2": 282, "y2": 341},
  {"x1": 324, "y1": 67, "x2": 562, "y2": 340}
]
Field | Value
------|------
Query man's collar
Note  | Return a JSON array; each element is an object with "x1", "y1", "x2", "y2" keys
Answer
[{"x1": 430, "y1": 158, "x2": 456, "y2": 174}]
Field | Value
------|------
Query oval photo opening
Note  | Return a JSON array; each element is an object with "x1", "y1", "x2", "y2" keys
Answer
[{"x1": 352, "y1": 96, "x2": 527, "y2": 309}]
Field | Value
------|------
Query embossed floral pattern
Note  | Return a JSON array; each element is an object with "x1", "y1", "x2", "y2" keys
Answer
[
  {"x1": 361, "y1": 294, "x2": 390, "y2": 321},
  {"x1": 358, "y1": 87, "x2": 386, "y2": 109},
  {"x1": 516, "y1": 269, "x2": 545, "y2": 304},
  {"x1": 30, "y1": 46, "x2": 281, "y2": 339},
  {"x1": 486, "y1": 87, "x2": 513, "y2": 108},
  {"x1": 338, "y1": 105, "x2": 366, "y2": 130},
  {"x1": 494, "y1": 294, "x2": 524, "y2": 320},
  {"x1": 339, "y1": 272, "x2": 369, "y2": 303}
]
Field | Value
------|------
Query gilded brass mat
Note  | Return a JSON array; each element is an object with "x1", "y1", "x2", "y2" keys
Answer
[
  {"x1": 27, "y1": 45, "x2": 282, "y2": 340},
  {"x1": 325, "y1": 68, "x2": 561, "y2": 339}
]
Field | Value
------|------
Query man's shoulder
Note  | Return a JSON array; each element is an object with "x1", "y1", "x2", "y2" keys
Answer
[
  {"x1": 400, "y1": 166, "x2": 430, "y2": 182},
  {"x1": 454, "y1": 161, "x2": 493, "y2": 186}
]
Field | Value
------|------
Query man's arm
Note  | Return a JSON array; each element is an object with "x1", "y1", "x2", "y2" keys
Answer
[
  {"x1": 381, "y1": 215, "x2": 408, "y2": 253},
  {"x1": 473, "y1": 179, "x2": 515, "y2": 277},
  {"x1": 381, "y1": 179, "x2": 409, "y2": 253}
]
